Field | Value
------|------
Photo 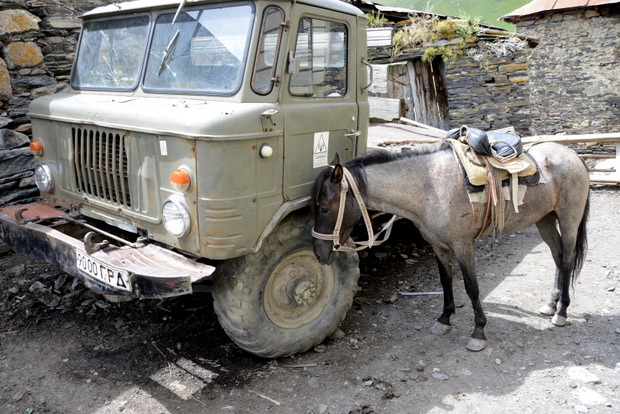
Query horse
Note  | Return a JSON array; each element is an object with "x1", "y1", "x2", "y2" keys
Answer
[{"x1": 311, "y1": 141, "x2": 590, "y2": 351}]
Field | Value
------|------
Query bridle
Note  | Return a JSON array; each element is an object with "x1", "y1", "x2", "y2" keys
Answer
[{"x1": 312, "y1": 166, "x2": 397, "y2": 252}]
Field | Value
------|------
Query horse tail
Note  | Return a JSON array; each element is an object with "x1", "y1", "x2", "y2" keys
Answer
[{"x1": 571, "y1": 191, "x2": 590, "y2": 284}]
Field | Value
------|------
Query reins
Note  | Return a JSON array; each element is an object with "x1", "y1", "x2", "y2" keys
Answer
[{"x1": 312, "y1": 166, "x2": 397, "y2": 252}]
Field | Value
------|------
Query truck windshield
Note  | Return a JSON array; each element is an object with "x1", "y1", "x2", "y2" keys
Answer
[
  {"x1": 71, "y1": 3, "x2": 254, "y2": 95},
  {"x1": 144, "y1": 4, "x2": 254, "y2": 94},
  {"x1": 71, "y1": 15, "x2": 150, "y2": 90}
]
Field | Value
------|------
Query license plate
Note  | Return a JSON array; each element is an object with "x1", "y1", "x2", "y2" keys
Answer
[{"x1": 76, "y1": 250, "x2": 131, "y2": 292}]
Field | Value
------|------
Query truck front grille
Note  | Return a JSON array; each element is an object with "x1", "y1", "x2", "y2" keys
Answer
[{"x1": 72, "y1": 127, "x2": 131, "y2": 207}]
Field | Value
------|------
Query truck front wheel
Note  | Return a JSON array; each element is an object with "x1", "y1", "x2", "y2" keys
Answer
[{"x1": 212, "y1": 212, "x2": 359, "y2": 358}]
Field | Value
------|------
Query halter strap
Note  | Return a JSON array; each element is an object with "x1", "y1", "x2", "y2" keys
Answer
[{"x1": 312, "y1": 166, "x2": 397, "y2": 252}]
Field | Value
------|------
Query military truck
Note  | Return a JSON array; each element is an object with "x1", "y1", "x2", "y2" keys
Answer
[{"x1": 0, "y1": 0, "x2": 372, "y2": 358}]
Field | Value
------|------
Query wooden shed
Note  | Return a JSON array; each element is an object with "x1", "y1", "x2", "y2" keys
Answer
[{"x1": 354, "y1": 0, "x2": 536, "y2": 135}]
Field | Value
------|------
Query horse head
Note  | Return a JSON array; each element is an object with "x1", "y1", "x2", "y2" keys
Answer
[{"x1": 311, "y1": 153, "x2": 362, "y2": 265}]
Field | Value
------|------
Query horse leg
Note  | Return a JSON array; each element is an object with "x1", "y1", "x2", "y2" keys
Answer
[
  {"x1": 452, "y1": 240, "x2": 487, "y2": 351},
  {"x1": 552, "y1": 267, "x2": 572, "y2": 326},
  {"x1": 430, "y1": 246, "x2": 455, "y2": 335},
  {"x1": 539, "y1": 269, "x2": 562, "y2": 316},
  {"x1": 537, "y1": 213, "x2": 580, "y2": 326},
  {"x1": 552, "y1": 213, "x2": 587, "y2": 326},
  {"x1": 535, "y1": 214, "x2": 564, "y2": 317}
]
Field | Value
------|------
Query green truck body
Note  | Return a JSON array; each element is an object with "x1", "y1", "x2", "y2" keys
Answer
[{"x1": 0, "y1": 0, "x2": 371, "y2": 357}]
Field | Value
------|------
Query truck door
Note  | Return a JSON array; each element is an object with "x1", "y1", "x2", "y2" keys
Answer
[{"x1": 280, "y1": 6, "x2": 360, "y2": 200}]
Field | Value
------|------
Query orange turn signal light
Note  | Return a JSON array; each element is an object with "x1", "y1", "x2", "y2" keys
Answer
[
  {"x1": 30, "y1": 140, "x2": 43, "y2": 156},
  {"x1": 170, "y1": 168, "x2": 190, "y2": 191}
]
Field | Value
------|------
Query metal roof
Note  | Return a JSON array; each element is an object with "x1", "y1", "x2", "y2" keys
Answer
[
  {"x1": 502, "y1": 0, "x2": 620, "y2": 23},
  {"x1": 83, "y1": 0, "x2": 366, "y2": 18}
]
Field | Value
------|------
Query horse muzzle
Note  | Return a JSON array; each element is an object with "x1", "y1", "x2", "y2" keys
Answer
[{"x1": 313, "y1": 239, "x2": 339, "y2": 265}]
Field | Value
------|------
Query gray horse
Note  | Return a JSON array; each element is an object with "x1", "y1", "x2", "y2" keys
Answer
[{"x1": 311, "y1": 141, "x2": 590, "y2": 351}]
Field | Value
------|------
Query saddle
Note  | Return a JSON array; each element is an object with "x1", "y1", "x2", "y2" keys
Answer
[
  {"x1": 445, "y1": 126, "x2": 541, "y2": 238},
  {"x1": 445, "y1": 125, "x2": 525, "y2": 171}
]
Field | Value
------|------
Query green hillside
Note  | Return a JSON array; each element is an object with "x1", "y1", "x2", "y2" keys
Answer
[{"x1": 374, "y1": 0, "x2": 531, "y2": 30}]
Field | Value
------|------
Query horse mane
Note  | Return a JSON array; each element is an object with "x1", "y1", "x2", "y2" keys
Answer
[
  {"x1": 344, "y1": 141, "x2": 451, "y2": 194},
  {"x1": 311, "y1": 141, "x2": 451, "y2": 206}
]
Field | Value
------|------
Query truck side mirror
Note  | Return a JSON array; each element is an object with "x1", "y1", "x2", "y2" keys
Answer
[{"x1": 287, "y1": 50, "x2": 300, "y2": 75}]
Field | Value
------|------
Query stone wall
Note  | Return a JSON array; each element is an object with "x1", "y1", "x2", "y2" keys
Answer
[
  {"x1": 371, "y1": 44, "x2": 532, "y2": 135},
  {"x1": 513, "y1": 6, "x2": 620, "y2": 135},
  {"x1": 0, "y1": 1, "x2": 106, "y2": 207},
  {"x1": 444, "y1": 47, "x2": 531, "y2": 135}
]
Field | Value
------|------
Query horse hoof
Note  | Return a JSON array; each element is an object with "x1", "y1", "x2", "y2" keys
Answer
[
  {"x1": 551, "y1": 314, "x2": 567, "y2": 326},
  {"x1": 539, "y1": 304, "x2": 556, "y2": 316},
  {"x1": 430, "y1": 322, "x2": 451, "y2": 336},
  {"x1": 466, "y1": 338, "x2": 487, "y2": 352}
]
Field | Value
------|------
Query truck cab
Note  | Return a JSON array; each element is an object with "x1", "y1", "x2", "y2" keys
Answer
[{"x1": 0, "y1": 0, "x2": 370, "y2": 357}]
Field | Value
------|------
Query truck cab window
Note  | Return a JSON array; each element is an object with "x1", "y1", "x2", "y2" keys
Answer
[
  {"x1": 252, "y1": 6, "x2": 285, "y2": 94},
  {"x1": 71, "y1": 15, "x2": 150, "y2": 90},
  {"x1": 289, "y1": 18, "x2": 347, "y2": 97},
  {"x1": 143, "y1": 4, "x2": 254, "y2": 95}
]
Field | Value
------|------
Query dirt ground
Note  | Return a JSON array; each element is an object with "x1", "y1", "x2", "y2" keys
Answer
[{"x1": 1, "y1": 186, "x2": 619, "y2": 414}]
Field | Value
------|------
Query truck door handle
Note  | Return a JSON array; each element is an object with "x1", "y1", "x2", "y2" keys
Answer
[
  {"x1": 361, "y1": 58, "x2": 373, "y2": 92},
  {"x1": 344, "y1": 130, "x2": 360, "y2": 138}
]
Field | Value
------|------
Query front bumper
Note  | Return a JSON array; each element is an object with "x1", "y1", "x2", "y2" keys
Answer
[{"x1": 0, "y1": 201, "x2": 215, "y2": 298}]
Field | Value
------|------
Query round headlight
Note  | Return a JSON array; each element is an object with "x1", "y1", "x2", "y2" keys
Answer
[
  {"x1": 162, "y1": 198, "x2": 191, "y2": 237},
  {"x1": 34, "y1": 164, "x2": 53, "y2": 193}
]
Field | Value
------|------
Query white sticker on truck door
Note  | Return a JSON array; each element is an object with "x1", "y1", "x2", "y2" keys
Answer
[{"x1": 313, "y1": 131, "x2": 329, "y2": 169}]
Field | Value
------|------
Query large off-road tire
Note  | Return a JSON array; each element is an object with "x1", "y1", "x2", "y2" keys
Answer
[{"x1": 212, "y1": 211, "x2": 359, "y2": 358}]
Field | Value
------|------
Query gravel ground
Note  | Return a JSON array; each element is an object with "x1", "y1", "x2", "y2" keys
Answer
[{"x1": 0, "y1": 186, "x2": 619, "y2": 414}]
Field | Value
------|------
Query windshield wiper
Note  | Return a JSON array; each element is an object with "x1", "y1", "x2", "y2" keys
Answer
[
  {"x1": 157, "y1": 30, "x2": 179, "y2": 74},
  {"x1": 157, "y1": 0, "x2": 187, "y2": 75}
]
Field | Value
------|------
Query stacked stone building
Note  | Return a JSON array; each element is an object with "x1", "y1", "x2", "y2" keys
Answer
[
  {"x1": 444, "y1": 47, "x2": 531, "y2": 133},
  {"x1": 361, "y1": 0, "x2": 619, "y2": 137},
  {"x1": 0, "y1": 1, "x2": 107, "y2": 207},
  {"x1": 502, "y1": 0, "x2": 620, "y2": 136}
]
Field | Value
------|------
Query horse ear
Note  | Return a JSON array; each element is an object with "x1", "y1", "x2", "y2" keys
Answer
[
  {"x1": 330, "y1": 153, "x2": 340, "y2": 166},
  {"x1": 332, "y1": 164, "x2": 343, "y2": 183}
]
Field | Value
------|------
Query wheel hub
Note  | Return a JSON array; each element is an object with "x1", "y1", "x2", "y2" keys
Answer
[
  {"x1": 263, "y1": 250, "x2": 335, "y2": 329},
  {"x1": 291, "y1": 278, "x2": 317, "y2": 306}
]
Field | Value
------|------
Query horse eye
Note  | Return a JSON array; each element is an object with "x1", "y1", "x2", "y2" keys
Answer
[{"x1": 320, "y1": 207, "x2": 330, "y2": 214}]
